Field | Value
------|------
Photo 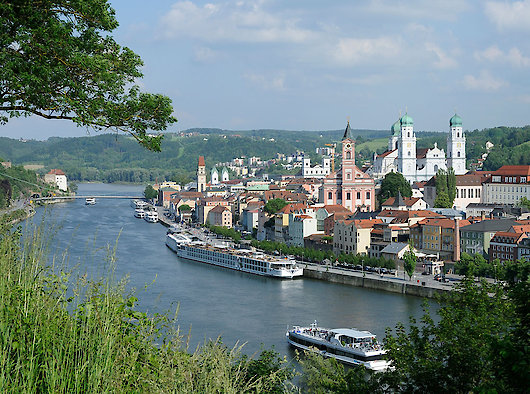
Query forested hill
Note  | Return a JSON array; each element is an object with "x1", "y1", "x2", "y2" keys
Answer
[
  {"x1": 0, "y1": 128, "x2": 386, "y2": 183},
  {"x1": 1, "y1": 125, "x2": 528, "y2": 183}
]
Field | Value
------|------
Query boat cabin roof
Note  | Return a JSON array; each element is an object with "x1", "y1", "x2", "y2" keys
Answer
[{"x1": 332, "y1": 328, "x2": 375, "y2": 339}]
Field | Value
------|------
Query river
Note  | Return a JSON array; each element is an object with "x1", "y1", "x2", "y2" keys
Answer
[{"x1": 29, "y1": 183, "x2": 433, "y2": 359}]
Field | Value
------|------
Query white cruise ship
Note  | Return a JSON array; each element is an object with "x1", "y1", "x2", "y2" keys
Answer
[
  {"x1": 166, "y1": 234, "x2": 303, "y2": 279},
  {"x1": 144, "y1": 210, "x2": 158, "y2": 223},
  {"x1": 286, "y1": 321, "x2": 390, "y2": 371}
]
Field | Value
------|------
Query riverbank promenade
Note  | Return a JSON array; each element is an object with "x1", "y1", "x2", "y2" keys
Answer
[{"x1": 302, "y1": 262, "x2": 456, "y2": 298}]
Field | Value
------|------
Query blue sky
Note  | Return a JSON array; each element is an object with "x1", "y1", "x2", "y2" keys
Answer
[{"x1": 2, "y1": 0, "x2": 530, "y2": 140}]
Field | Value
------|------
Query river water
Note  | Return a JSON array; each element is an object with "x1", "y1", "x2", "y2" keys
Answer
[{"x1": 29, "y1": 183, "x2": 432, "y2": 358}]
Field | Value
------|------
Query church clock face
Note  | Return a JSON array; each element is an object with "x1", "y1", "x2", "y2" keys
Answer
[
  {"x1": 345, "y1": 143, "x2": 351, "y2": 149},
  {"x1": 457, "y1": 143, "x2": 461, "y2": 147}
]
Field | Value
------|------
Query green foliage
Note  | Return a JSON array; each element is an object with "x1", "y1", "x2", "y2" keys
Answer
[
  {"x1": 0, "y1": 164, "x2": 51, "y2": 207},
  {"x1": 454, "y1": 252, "x2": 504, "y2": 278},
  {"x1": 301, "y1": 274, "x2": 529, "y2": 393},
  {"x1": 434, "y1": 168, "x2": 456, "y2": 208},
  {"x1": 208, "y1": 225, "x2": 241, "y2": 242},
  {"x1": 433, "y1": 190, "x2": 451, "y2": 208},
  {"x1": 178, "y1": 204, "x2": 191, "y2": 212},
  {"x1": 0, "y1": 0, "x2": 176, "y2": 151},
  {"x1": 143, "y1": 184, "x2": 157, "y2": 200},
  {"x1": 402, "y1": 243, "x2": 417, "y2": 280},
  {"x1": 250, "y1": 239, "x2": 396, "y2": 269},
  {"x1": 0, "y1": 218, "x2": 294, "y2": 392},
  {"x1": 519, "y1": 196, "x2": 530, "y2": 210},
  {"x1": 264, "y1": 198, "x2": 288, "y2": 215},
  {"x1": 299, "y1": 350, "x2": 379, "y2": 393},
  {"x1": 378, "y1": 172, "x2": 412, "y2": 204}
]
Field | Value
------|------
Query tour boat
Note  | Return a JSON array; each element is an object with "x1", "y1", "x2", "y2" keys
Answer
[
  {"x1": 286, "y1": 321, "x2": 391, "y2": 371},
  {"x1": 85, "y1": 198, "x2": 96, "y2": 205},
  {"x1": 144, "y1": 210, "x2": 159, "y2": 223},
  {"x1": 134, "y1": 208, "x2": 146, "y2": 218},
  {"x1": 131, "y1": 199, "x2": 148, "y2": 209},
  {"x1": 166, "y1": 234, "x2": 303, "y2": 279}
]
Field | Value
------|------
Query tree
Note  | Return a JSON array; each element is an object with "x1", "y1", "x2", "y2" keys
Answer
[
  {"x1": 178, "y1": 204, "x2": 191, "y2": 212},
  {"x1": 378, "y1": 172, "x2": 412, "y2": 204},
  {"x1": 434, "y1": 168, "x2": 456, "y2": 208},
  {"x1": 402, "y1": 242, "x2": 417, "y2": 280},
  {"x1": 144, "y1": 184, "x2": 157, "y2": 200},
  {"x1": 0, "y1": 0, "x2": 176, "y2": 151},
  {"x1": 263, "y1": 198, "x2": 288, "y2": 215},
  {"x1": 519, "y1": 197, "x2": 530, "y2": 210}
]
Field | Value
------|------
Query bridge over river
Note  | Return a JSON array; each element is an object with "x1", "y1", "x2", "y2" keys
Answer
[{"x1": 34, "y1": 195, "x2": 144, "y2": 201}]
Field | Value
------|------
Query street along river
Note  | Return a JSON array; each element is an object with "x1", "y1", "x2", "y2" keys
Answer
[{"x1": 30, "y1": 183, "x2": 433, "y2": 358}]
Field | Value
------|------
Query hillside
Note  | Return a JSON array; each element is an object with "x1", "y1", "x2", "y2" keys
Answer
[{"x1": 1, "y1": 125, "x2": 528, "y2": 183}]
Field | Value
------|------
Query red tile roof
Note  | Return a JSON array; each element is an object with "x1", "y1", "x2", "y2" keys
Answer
[
  {"x1": 377, "y1": 149, "x2": 397, "y2": 158},
  {"x1": 382, "y1": 196, "x2": 421, "y2": 207},
  {"x1": 493, "y1": 165, "x2": 530, "y2": 177},
  {"x1": 198, "y1": 156, "x2": 205, "y2": 166},
  {"x1": 47, "y1": 169, "x2": 65, "y2": 175}
]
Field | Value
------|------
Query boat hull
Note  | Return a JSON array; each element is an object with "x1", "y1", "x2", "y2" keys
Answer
[{"x1": 286, "y1": 330, "x2": 390, "y2": 372}]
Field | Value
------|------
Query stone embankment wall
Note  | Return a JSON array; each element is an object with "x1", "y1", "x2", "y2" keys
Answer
[{"x1": 303, "y1": 267, "x2": 450, "y2": 299}]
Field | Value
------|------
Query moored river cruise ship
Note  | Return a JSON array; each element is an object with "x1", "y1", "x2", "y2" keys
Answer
[
  {"x1": 166, "y1": 234, "x2": 303, "y2": 279},
  {"x1": 286, "y1": 321, "x2": 391, "y2": 371}
]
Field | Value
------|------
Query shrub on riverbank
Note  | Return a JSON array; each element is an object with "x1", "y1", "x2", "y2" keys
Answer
[{"x1": 0, "y1": 219, "x2": 293, "y2": 392}]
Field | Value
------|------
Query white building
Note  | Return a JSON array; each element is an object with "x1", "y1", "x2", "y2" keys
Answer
[
  {"x1": 367, "y1": 113, "x2": 467, "y2": 183},
  {"x1": 44, "y1": 169, "x2": 68, "y2": 191},
  {"x1": 288, "y1": 214, "x2": 320, "y2": 247},
  {"x1": 301, "y1": 157, "x2": 331, "y2": 178},
  {"x1": 482, "y1": 165, "x2": 530, "y2": 205},
  {"x1": 211, "y1": 167, "x2": 219, "y2": 185}
]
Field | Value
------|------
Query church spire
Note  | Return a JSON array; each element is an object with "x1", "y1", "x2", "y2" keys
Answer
[{"x1": 343, "y1": 120, "x2": 352, "y2": 140}]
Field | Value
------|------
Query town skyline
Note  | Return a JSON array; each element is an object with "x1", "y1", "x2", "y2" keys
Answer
[{"x1": 1, "y1": 0, "x2": 530, "y2": 140}]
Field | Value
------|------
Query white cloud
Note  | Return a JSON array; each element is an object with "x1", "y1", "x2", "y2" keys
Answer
[
  {"x1": 484, "y1": 0, "x2": 530, "y2": 30},
  {"x1": 332, "y1": 37, "x2": 400, "y2": 65},
  {"x1": 243, "y1": 73, "x2": 285, "y2": 91},
  {"x1": 193, "y1": 47, "x2": 218, "y2": 63},
  {"x1": 365, "y1": 0, "x2": 470, "y2": 20},
  {"x1": 475, "y1": 45, "x2": 530, "y2": 67},
  {"x1": 463, "y1": 70, "x2": 507, "y2": 91},
  {"x1": 425, "y1": 43, "x2": 458, "y2": 69},
  {"x1": 159, "y1": 1, "x2": 316, "y2": 43}
]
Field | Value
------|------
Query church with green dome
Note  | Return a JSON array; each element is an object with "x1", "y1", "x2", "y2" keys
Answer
[{"x1": 367, "y1": 113, "x2": 467, "y2": 183}]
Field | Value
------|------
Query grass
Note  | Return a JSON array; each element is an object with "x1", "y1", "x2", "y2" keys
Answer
[
  {"x1": 356, "y1": 138, "x2": 388, "y2": 152},
  {"x1": 0, "y1": 217, "x2": 294, "y2": 393}
]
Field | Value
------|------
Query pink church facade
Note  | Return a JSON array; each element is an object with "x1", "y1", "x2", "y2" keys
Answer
[{"x1": 320, "y1": 122, "x2": 375, "y2": 212}]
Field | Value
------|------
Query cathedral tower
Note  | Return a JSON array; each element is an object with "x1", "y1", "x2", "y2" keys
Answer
[
  {"x1": 397, "y1": 113, "x2": 417, "y2": 181},
  {"x1": 446, "y1": 114, "x2": 467, "y2": 175}
]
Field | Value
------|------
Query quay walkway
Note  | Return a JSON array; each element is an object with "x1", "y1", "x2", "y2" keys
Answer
[{"x1": 302, "y1": 262, "x2": 455, "y2": 298}]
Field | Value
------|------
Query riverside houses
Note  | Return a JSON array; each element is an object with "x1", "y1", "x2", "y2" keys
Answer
[
  {"x1": 489, "y1": 231, "x2": 527, "y2": 263},
  {"x1": 410, "y1": 218, "x2": 470, "y2": 261},
  {"x1": 459, "y1": 219, "x2": 521, "y2": 257}
]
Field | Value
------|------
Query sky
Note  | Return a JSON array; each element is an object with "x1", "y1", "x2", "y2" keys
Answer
[{"x1": 2, "y1": 0, "x2": 530, "y2": 140}]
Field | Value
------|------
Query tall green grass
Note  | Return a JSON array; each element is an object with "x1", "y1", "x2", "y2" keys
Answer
[{"x1": 0, "y1": 217, "x2": 294, "y2": 392}]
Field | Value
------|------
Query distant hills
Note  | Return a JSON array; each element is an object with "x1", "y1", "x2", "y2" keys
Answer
[{"x1": 0, "y1": 125, "x2": 528, "y2": 183}]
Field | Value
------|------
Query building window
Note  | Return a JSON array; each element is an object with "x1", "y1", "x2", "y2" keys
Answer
[
  {"x1": 328, "y1": 192, "x2": 332, "y2": 200},
  {"x1": 357, "y1": 192, "x2": 361, "y2": 199},
  {"x1": 366, "y1": 191, "x2": 370, "y2": 199},
  {"x1": 346, "y1": 152, "x2": 351, "y2": 159},
  {"x1": 346, "y1": 192, "x2": 351, "y2": 200},
  {"x1": 457, "y1": 151, "x2": 461, "y2": 157}
]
